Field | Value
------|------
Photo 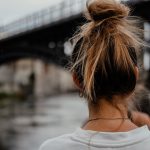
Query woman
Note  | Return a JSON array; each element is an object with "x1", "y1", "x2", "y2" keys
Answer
[{"x1": 40, "y1": 0, "x2": 150, "y2": 149}]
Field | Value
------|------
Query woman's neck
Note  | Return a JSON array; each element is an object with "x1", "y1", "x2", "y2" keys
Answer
[
  {"x1": 83, "y1": 97, "x2": 138, "y2": 132},
  {"x1": 89, "y1": 98, "x2": 128, "y2": 119}
]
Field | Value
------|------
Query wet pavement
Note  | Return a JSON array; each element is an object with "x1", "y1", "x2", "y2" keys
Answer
[{"x1": 0, "y1": 93, "x2": 88, "y2": 150}]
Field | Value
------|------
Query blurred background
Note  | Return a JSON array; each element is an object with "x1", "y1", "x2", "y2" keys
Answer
[{"x1": 0, "y1": 0, "x2": 150, "y2": 150}]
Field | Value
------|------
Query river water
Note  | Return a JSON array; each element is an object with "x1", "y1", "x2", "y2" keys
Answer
[{"x1": 0, "y1": 93, "x2": 88, "y2": 150}]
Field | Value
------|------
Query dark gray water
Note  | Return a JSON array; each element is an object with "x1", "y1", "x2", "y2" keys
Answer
[{"x1": 0, "y1": 93, "x2": 88, "y2": 150}]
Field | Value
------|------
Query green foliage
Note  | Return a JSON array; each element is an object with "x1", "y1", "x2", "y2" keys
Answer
[{"x1": 0, "y1": 92, "x2": 26, "y2": 107}]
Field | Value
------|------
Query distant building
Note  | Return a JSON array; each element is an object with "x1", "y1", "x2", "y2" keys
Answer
[{"x1": 0, "y1": 59, "x2": 76, "y2": 97}]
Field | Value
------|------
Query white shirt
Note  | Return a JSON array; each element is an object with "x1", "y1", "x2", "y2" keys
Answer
[{"x1": 40, "y1": 126, "x2": 150, "y2": 150}]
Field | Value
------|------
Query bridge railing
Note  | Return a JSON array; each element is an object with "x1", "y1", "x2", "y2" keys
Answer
[{"x1": 0, "y1": 0, "x2": 87, "y2": 40}]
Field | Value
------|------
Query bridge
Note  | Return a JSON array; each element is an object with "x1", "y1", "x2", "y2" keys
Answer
[{"x1": 0, "y1": 0, "x2": 150, "y2": 66}]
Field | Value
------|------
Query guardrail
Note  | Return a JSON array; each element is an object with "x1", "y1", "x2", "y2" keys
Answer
[{"x1": 0, "y1": 0, "x2": 87, "y2": 40}]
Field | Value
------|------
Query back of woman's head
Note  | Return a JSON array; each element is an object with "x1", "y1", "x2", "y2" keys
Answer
[{"x1": 71, "y1": 0, "x2": 144, "y2": 104}]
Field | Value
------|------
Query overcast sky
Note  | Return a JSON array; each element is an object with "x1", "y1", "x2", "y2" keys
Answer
[{"x1": 0, "y1": 0, "x2": 64, "y2": 25}]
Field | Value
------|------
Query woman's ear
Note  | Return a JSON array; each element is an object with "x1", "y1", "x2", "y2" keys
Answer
[
  {"x1": 72, "y1": 72, "x2": 82, "y2": 89},
  {"x1": 135, "y1": 66, "x2": 139, "y2": 81}
]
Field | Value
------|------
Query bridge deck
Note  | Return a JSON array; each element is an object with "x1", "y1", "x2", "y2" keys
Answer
[{"x1": 0, "y1": 0, "x2": 87, "y2": 40}]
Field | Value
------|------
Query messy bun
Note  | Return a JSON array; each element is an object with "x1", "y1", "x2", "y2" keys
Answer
[
  {"x1": 71, "y1": 0, "x2": 144, "y2": 103},
  {"x1": 86, "y1": 0, "x2": 129, "y2": 22}
]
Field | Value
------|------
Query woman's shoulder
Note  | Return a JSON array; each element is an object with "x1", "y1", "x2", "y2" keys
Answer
[{"x1": 39, "y1": 133, "x2": 73, "y2": 150}]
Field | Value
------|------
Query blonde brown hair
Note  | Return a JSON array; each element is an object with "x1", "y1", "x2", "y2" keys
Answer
[{"x1": 71, "y1": 0, "x2": 144, "y2": 103}]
